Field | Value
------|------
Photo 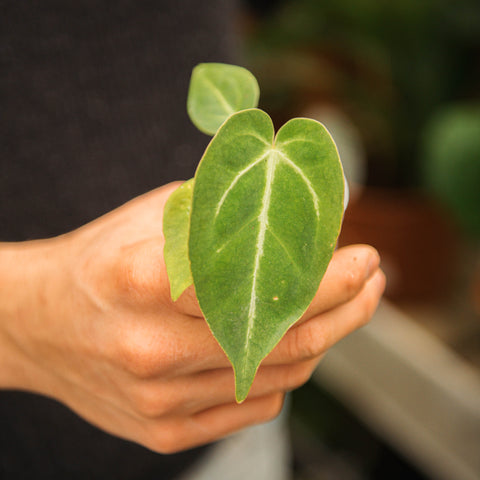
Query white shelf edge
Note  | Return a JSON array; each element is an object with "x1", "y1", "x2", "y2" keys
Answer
[{"x1": 313, "y1": 300, "x2": 480, "y2": 480}]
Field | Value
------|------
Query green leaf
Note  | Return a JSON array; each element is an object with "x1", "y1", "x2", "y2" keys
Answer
[
  {"x1": 187, "y1": 63, "x2": 260, "y2": 136},
  {"x1": 189, "y1": 109, "x2": 345, "y2": 402},
  {"x1": 163, "y1": 179, "x2": 194, "y2": 301}
]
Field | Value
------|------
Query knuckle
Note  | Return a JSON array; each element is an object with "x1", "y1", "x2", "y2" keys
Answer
[
  {"x1": 354, "y1": 273, "x2": 385, "y2": 329},
  {"x1": 285, "y1": 362, "x2": 314, "y2": 391},
  {"x1": 153, "y1": 441, "x2": 179, "y2": 455},
  {"x1": 129, "y1": 385, "x2": 173, "y2": 419},
  {"x1": 263, "y1": 393, "x2": 285, "y2": 421},
  {"x1": 122, "y1": 348, "x2": 157, "y2": 379},
  {"x1": 360, "y1": 298, "x2": 374, "y2": 326},
  {"x1": 284, "y1": 323, "x2": 326, "y2": 362},
  {"x1": 359, "y1": 288, "x2": 380, "y2": 327},
  {"x1": 114, "y1": 241, "x2": 164, "y2": 305},
  {"x1": 147, "y1": 421, "x2": 185, "y2": 454},
  {"x1": 118, "y1": 328, "x2": 172, "y2": 379},
  {"x1": 147, "y1": 433, "x2": 177, "y2": 455},
  {"x1": 343, "y1": 268, "x2": 364, "y2": 299}
]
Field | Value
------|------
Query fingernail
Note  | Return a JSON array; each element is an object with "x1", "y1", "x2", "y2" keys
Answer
[
  {"x1": 365, "y1": 250, "x2": 381, "y2": 280},
  {"x1": 373, "y1": 269, "x2": 387, "y2": 295}
]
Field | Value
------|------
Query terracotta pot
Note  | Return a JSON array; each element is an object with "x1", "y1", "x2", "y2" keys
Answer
[{"x1": 338, "y1": 187, "x2": 459, "y2": 302}]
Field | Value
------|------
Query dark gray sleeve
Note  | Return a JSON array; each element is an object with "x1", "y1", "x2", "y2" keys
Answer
[{"x1": 0, "y1": 0, "x2": 239, "y2": 240}]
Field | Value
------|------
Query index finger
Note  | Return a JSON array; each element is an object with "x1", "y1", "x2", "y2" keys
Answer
[{"x1": 298, "y1": 244, "x2": 380, "y2": 325}]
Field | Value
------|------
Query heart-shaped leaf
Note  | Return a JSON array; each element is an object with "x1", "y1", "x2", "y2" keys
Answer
[
  {"x1": 187, "y1": 63, "x2": 260, "y2": 135},
  {"x1": 163, "y1": 179, "x2": 194, "y2": 301},
  {"x1": 189, "y1": 109, "x2": 345, "y2": 401}
]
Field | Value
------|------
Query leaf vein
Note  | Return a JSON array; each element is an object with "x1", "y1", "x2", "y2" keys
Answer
[
  {"x1": 277, "y1": 138, "x2": 323, "y2": 147},
  {"x1": 268, "y1": 228, "x2": 303, "y2": 275},
  {"x1": 215, "y1": 217, "x2": 257, "y2": 254},
  {"x1": 215, "y1": 148, "x2": 270, "y2": 218},
  {"x1": 234, "y1": 133, "x2": 271, "y2": 146},
  {"x1": 202, "y1": 76, "x2": 235, "y2": 115},
  {"x1": 276, "y1": 149, "x2": 320, "y2": 217}
]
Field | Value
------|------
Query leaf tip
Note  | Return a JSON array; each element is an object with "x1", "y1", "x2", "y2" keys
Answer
[
  {"x1": 234, "y1": 385, "x2": 251, "y2": 404},
  {"x1": 232, "y1": 362, "x2": 258, "y2": 404}
]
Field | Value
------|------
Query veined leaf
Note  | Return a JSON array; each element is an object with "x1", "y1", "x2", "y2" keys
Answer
[
  {"x1": 163, "y1": 179, "x2": 194, "y2": 301},
  {"x1": 187, "y1": 63, "x2": 260, "y2": 136},
  {"x1": 189, "y1": 109, "x2": 345, "y2": 402}
]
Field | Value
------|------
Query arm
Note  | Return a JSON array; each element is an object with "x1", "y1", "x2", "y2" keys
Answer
[{"x1": 0, "y1": 182, "x2": 385, "y2": 453}]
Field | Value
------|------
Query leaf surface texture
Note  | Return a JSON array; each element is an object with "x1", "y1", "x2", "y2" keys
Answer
[{"x1": 189, "y1": 109, "x2": 344, "y2": 401}]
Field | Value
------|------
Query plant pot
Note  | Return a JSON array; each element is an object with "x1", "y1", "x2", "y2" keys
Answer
[{"x1": 338, "y1": 186, "x2": 459, "y2": 302}]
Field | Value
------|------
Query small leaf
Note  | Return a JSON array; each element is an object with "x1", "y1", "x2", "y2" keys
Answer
[
  {"x1": 189, "y1": 109, "x2": 345, "y2": 401},
  {"x1": 163, "y1": 179, "x2": 194, "y2": 301},
  {"x1": 187, "y1": 63, "x2": 260, "y2": 136}
]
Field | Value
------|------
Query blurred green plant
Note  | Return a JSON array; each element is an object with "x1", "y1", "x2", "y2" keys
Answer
[
  {"x1": 243, "y1": 0, "x2": 480, "y2": 188},
  {"x1": 421, "y1": 103, "x2": 480, "y2": 239}
]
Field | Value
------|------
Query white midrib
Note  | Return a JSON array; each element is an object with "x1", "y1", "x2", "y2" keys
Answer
[{"x1": 243, "y1": 151, "x2": 277, "y2": 362}]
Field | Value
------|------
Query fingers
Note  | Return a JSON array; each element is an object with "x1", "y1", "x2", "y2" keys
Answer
[
  {"x1": 90, "y1": 244, "x2": 384, "y2": 454},
  {"x1": 299, "y1": 244, "x2": 380, "y2": 324},
  {"x1": 169, "y1": 245, "x2": 379, "y2": 319},
  {"x1": 115, "y1": 247, "x2": 384, "y2": 379},
  {"x1": 118, "y1": 267, "x2": 384, "y2": 421},
  {"x1": 141, "y1": 392, "x2": 285, "y2": 454},
  {"x1": 169, "y1": 244, "x2": 380, "y2": 322},
  {"x1": 265, "y1": 268, "x2": 386, "y2": 365},
  {"x1": 109, "y1": 237, "x2": 202, "y2": 316},
  {"x1": 122, "y1": 355, "x2": 320, "y2": 419},
  {"x1": 169, "y1": 246, "x2": 383, "y2": 373},
  {"x1": 57, "y1": 357, "x2": 287, "y2": 455}
]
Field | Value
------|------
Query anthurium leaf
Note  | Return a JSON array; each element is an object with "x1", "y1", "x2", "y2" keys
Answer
[
  {"x1": 187, "y1": 63, "x2": 260, "y2": 136},
  {"x1": 163, "y1": 179, "x2": 194, "y2": 301},
  {"x1": 189, "y1": 109, "x2": 345, "y2": 402}
]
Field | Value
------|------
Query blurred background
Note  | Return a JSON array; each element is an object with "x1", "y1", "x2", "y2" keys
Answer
[{"x1": 237, "y1": 0, "x2": 480, "y2": 479}]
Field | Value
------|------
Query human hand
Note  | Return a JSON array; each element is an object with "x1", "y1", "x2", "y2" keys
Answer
[{"x1": 0, "y1": 182, "x2": 385, "y2": 453}]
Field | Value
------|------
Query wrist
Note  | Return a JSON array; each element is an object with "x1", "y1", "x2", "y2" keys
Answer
[{"x1": 0, "y1": 238, "x2": 62, "y2": 391}]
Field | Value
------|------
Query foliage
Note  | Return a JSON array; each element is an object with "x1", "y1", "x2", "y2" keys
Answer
[
  {"x1": 243, "y1": 0, "x2": 480, "y2": 188},
  {"x1": 163, "y1": 63, "x2": 344, "y2": 401},
  {"x1": 421, "y1": 103, "x2": 480, "y2": 238}
]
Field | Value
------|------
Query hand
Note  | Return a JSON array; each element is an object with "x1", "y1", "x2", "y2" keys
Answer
[{"x1": 0, "y1": 182, "x2": 385, "y2": 453}]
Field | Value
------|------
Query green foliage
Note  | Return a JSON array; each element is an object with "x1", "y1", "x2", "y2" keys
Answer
[
  {"x1": 244, "y1": 0, "x2": 480, "y2": 187},
  {"x1": 163, "y1": 179, "x2": 194, "y2": 300},
  {"x1": 187, "y1": 63, "x2": 259, "y2": 135},
  {"x1": 421, "y1": 103, "x2": 480, "y2": 238},
  {"x1": 163, "y1": 63, "x2": 344, "y2": 401}
]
